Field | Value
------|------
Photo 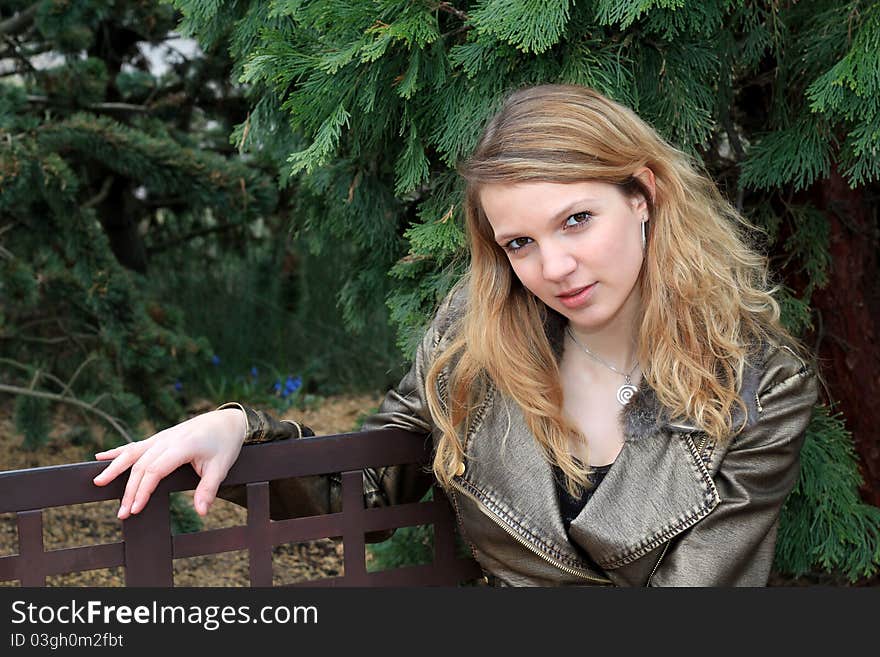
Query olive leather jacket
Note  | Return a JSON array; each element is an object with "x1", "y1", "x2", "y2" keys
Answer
[{"x1": 218, "y1": 291, "x2": 818, "y2": 587}]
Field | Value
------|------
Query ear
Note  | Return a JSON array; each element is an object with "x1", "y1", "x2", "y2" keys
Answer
[{"x1": 631, "y1": 167, "x2": 656, "y2": 218}]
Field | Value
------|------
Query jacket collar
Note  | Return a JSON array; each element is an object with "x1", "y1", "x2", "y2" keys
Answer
[{"x1": 458, "y1": 373, "x2": 719, "y2": 573}]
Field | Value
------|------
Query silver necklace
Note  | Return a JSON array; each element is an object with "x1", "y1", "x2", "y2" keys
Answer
[{"x1": 565, "y1": 327, "x2": 639, "y2": 405}]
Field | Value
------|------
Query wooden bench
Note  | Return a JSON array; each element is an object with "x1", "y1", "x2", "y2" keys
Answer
[{"x1": 0, "y1": 429, "x2": 482, "y2": 587}]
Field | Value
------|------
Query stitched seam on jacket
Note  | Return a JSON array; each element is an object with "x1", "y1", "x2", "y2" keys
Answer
[
  {"x1": 447, "y1": 488, "x2": 481, "y2": 561},
  {"x1": 463, "y1": 380, "x2": 495, "y2": 454},
  {"x1": 599, "y1": 435, "x2": 721, "y2": 569},
  {"x1": 455, "y1": 477, "x2": 592, "y2": 570},
  {"x1": 760, "y1": 365, "x2": 812, "y2": 400}
]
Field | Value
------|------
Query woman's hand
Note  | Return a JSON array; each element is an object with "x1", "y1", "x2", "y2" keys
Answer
[{"x1": 92, "y1": 408, "x2": 247, "y2": 519}]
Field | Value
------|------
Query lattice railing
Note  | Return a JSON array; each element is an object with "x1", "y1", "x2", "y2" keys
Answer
[{"x1": 0, "y1": 428, "x2": 481, "y2": 586}]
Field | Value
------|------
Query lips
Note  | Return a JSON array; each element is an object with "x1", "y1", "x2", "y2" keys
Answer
[
  {"x1": 556, "y1": 283, "x2": 597, "y2": 309},
  {"x1": 558, "y1": 284, "x2": 595, "y2": 299}
]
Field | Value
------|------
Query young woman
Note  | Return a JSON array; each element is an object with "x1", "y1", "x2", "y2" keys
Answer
[{"x1": 93, "y1": 84, "x2": 818, "y2": 586}]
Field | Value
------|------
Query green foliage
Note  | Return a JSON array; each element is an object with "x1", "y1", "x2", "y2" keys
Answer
[
  {"x1": 36, "y1": 114, "x2": 277, "y2": 218},
  {"x1": 781, "y1": 204, "x2": 831, "y2": 299},
  {"x1": 775, "y1": 287, "x2": 814, "y2": 338},
  {"x1": 776, "y1": 405, "x2": 880, "y2": 581},
  {"x1": 0, "y1": 1, "x2": 278, "y2": 448},
  {"x1": 14, "y1": 394, "x2": 51, "y2": 451},
  {"x1": 365, "y1": 488, "x2": 475, "y2": 578},
  {"x1": 62, "y1": 425, "x2": 98, "y2": 449},
  {"x1": 170, "y1": 492, "x2": 204, "y2": 535},
  {"x1": 806, "y1": 3, "x2": 880, "y2": 186},
  {"x1": 470, "y1": 0, "x2": 572, "y2": 55},
  {"x1": 367, "y1": 524, "x2": 434, "y2": 573},
  {"x1": 740, "y1": 117, "x2": 834, "y2": 192},
  {"x1": 596, "y1": 0, "x2": 687, "y2": 32},
  {"x1": 287, "y1": 104, "x2": 351, "y2": 176},
  {"x1": 143, "y1": 238, "x2": 404, "y2": 399}
]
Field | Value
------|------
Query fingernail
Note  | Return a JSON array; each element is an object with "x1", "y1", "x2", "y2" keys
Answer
[
  {"x1": 117, "y1": 505, "x2": 128, "y2": 519},
  {"x1": 130, "y1": 501, "x2": 140, "y2": 514}
]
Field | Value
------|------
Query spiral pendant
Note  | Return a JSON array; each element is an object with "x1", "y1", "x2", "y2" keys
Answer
[{"x1": 617, "y1": 383, "x2": 638, "y2": 405}]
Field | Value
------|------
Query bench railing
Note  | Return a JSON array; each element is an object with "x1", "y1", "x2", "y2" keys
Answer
[{"x1": 0, "y1": 429, "x2": 482, "y2": 587}]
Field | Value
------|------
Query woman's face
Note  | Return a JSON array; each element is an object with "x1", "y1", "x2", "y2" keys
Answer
[{"x1": 479, "y1": 178, "x2": 651, "y2": 335}]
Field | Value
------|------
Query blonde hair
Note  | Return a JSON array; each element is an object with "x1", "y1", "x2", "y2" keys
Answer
[{"x1": 424, "y1": 84, "x2": 805, "y2": 496}]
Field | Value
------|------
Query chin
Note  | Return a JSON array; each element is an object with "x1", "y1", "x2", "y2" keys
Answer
[{"x1": 563, "y1": 308, "x2": 614, "y2": 333}]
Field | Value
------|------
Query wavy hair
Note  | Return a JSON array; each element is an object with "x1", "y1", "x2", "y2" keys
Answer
[{"x1": 424, "y1": 84, "x2": 805, "y2": 495}]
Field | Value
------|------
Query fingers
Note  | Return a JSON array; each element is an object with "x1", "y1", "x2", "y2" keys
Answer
[
  {"x1": 192, "y1": 461, "x2": 227, "y2": 516},
  {"x1": 92, "y1": 441, "x2": 151, "y2": 487},
  {"x1": 94, "y1": 446, "x2": 124, "y2": 461},
  {"x1": 118, "y1": 446, "x2": 189, "y2": 520}
]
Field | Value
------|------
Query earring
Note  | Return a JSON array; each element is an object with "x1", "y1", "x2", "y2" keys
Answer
[{"x1": 641, "y1": 215, "x2": 648, "y2": 250}]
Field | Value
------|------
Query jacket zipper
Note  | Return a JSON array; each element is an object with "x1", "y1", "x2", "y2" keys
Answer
[
  {"x1": 645, "y1": 432, "x2": 709, "y2": 586},
  {"x1": 645, "y1": 541, "x2": 671, "y2": 586},
  {"x1": 450, "y1": 478, "x2": 612, "y2": 584}
]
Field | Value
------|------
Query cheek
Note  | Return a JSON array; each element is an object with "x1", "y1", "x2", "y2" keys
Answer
[
  {"x1": 594, "y1": 222, "x2": 640, "y2": 271},
  {"x1": 508, "y1": 259, "x2": 542, "y2": 292}
]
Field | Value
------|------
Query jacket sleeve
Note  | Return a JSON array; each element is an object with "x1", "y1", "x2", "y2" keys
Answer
[
  {"x1": 648, "y1": 345, "x2": 819, "y2": 586},
  {"x1": 215, "y1": 289, "x2": 463, "y2": 530}
]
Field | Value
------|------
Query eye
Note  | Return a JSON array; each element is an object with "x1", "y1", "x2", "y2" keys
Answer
[
  {"x1": 564, "y1": 212, "x2": 593, "y2": 229},
  {"x1": 503, "y1": 236, "x2": 533, "y2": 254}
]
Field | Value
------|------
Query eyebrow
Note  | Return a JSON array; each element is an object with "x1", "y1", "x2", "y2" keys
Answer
[{"x1": 493, "y1": 197, "x2": 603, "y2": 244}]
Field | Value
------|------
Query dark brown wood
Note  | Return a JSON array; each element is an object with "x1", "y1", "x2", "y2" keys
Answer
[
  {"x1": 246, "y1": 482, "x2": 273, "y2": 586},
  {"x1": 341, "y1": 470, "x2": 369, "y2": 585},
  {"x1": 17, "y1": 510, "x2": 45, "y2": 586},
  {"x1": 0, "y1": 429, "x2": 481, "y2": 587},
  {"x1": 122, "y1": 484, "x2": 173, "y2": 586},
  {"x1": 805, "y1": 169, "x2": 880, "y2": 506}
]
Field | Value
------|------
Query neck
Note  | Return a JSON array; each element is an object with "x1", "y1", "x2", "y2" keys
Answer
[{"x1": 567, "y1": 290, "x2": 642, "y2": 373}]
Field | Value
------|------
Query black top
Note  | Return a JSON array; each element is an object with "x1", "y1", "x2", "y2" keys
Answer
[
  {"x1": 552, "y1": 461, "x2": 613, "y2": 530},
  {"x1": 551, "y1": 460, "x2": 613, "y2": 575}
]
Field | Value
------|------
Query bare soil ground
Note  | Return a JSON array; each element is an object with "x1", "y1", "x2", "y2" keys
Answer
[{"x1": 0, "y1": 394, "x2": 384, "y2": 587}]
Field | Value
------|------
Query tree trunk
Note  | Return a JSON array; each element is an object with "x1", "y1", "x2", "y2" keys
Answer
[
  {"x1": 98, "y1": 177, "x2": 148, "y2": 274},
  {"x1": 809, "y1": 170, "x2": 880, "y2": 506}
]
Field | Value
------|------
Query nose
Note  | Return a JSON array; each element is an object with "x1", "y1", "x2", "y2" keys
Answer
[{"x1": 541, "y1": 240, "x2": 578, "y2": 282}]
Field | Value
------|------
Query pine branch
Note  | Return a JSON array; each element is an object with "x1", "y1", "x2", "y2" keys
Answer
[
  {"x1": 146, "y1": 221, "x2": 245, "y2": 255},
  {"x1": 0, "y1": 355, "x2": 96, "y2": 401},
  {"x1": 0, "y1": 3, "x2": 39, "y2": 37},
  {"x1": 83, "y1": 176, "x2": 115, "y2": 210},
  {"x1": 435, "y1": 2, "x2": 469, "y2": 22},
  {"x1": 26, "y1": 95, "x2": 150, "y2": 114},
  {"x1": 0, "y1": 222, "x2": 13, "y2": 260},
  {"x1": 0, "y1": 382, "x2": 135, "y2": 444},
  {"x1": 2, "y1": 34, "x2": 39, "y2": 77}
]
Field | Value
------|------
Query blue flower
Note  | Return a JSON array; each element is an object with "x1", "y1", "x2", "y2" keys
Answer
[
  {"x1": 173, "y1": 380, "x2": 183, "y2": 392},
  {"x1": 211, "y1": 354, "x2": 221, "y2": 366},
  {"x1": 272, "y1": 379, "x2": 282, "y2": 394},
  {"x1": 250, "y1": 366, "x2": 259, "y2": 378},
  {"x1": 284, "y1": 375, "x2": 302, "y2": 394}
]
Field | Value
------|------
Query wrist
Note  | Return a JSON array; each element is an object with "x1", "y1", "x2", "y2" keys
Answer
[{"x1": 214, "y1": 403, "x2": 249, "y2": 443}]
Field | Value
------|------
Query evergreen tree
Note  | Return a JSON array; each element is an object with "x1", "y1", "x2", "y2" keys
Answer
[
  {"x1": 0, "y1": 0, "x2": 279, "y2": 445},
  {"x1": 162, "y1": 0, "x2": 879, "y2": 582}
]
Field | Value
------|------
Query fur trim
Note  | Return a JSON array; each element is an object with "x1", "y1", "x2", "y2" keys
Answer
[{"x1": 620, "y1": 378, "x2": 674, "y2": 441}]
